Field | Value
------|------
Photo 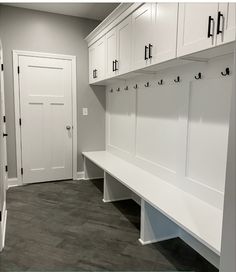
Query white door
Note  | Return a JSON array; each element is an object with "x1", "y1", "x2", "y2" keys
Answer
[
  {"x1": 177, "y1": 3, "x2": 219, "y2": 57},
  {"x1": 19, "y1": 55, "x2": 73, "y2": 184},
  {"x1": 132, "y1": 3, "x2": 156, "y2": 70},
  {"x1": 152, "y1": 3, "x2": 178, "y2": 64},
  {"x1": 116, "y1": 15, "x2": 132, "y2": 75},
  {"x1": 0, "y1": 45, "x2": 7, "y2": 251},
  {"x1": 216, "y1": 3, "x2": 236, "y2": 45},
  {"x1": 106, "y1": 28, "x2": 117, "y2": 78}
]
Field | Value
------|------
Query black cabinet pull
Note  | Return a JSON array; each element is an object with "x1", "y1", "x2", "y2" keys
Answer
[
  {"x1": 3, "y1": 133, "x2": 8, "y2": 137},
  {"x1": 94, "y1": 69, "x2": 97, "y2": 78},
  {"x1": 115, "y1": 60, "x2": 118, "y2": 71},
  {"x1": 217, "y1": 11, "x2": 223, "y2": 34},
  {"x1": 148, "y1": 44, "x2": 153, "y2": 59},
  {"x1": 112, "y1": 61, "x2": 115, "y2": 72},
  {"x1": 208, "y1": 16, "x2": 214, "y2": 38},
  {"x1": 93, "y1": 69, "x2": 96, "y2": 79},
  {"x1": 144, "y1": 45, "x2": 148, "y2": 60}
]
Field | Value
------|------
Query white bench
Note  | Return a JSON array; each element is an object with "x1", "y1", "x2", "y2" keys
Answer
[{"x1": 83, "y1": 151, "x2": 222, "y2": 268}]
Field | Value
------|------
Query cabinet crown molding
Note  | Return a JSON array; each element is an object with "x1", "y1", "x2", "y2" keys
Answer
[{"x1": 85, "y1": 3, "x2": 142, "y2": 47}]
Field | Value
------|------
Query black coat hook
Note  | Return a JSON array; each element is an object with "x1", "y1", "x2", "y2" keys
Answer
[
  {"x1": 174, "y1": 76, "x2": 180, "y2": 83},
  {"x1": 158, "y1": 79, "x2": 163, "y2": 85},
  {"x1": 221, "y1": 67, "x2": 230, "y2": 76},
  {"x1": 133, "y1": 84, "x2": 138, "y2": 89},
  {"x1": 144, "y1": 82, "x2": 150, "y2": 87},
  {"x1": 110, "y1": 88, "x2": 113, "y2": 93},
  {"x1": 116, "y1": 87, "x2": 120, "y2": 92},
  {"x1": 194, "y1": 72, "x2": 202, "y2": 80},
  {"x1": 124, "y1": 86, "x2": 128, "y2": 91}
]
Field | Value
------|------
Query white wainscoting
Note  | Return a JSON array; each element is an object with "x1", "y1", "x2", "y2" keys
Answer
[{"x1": 106, "y1": 54, "x2": 233, "y2": 210}]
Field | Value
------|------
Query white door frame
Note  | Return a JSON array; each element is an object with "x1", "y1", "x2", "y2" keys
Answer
[{"x1": 13, "y1": 50, "x2": 77, "y2": 185}]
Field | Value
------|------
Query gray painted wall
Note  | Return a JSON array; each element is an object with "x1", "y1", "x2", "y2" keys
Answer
[{"x1": 0, "y1": 5, "x2": 106, "y2": 178}]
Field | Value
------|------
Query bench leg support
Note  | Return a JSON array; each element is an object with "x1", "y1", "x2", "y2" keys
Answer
[
  {"x1": 103, "y1": 172, "x2": 132, "y2": 203},
  {"x1": 83, "y1": 157, "x2": 104, "y2": 180},
  {"x1": 139, "y1": 199, "x2": 179, "y2": 245}
]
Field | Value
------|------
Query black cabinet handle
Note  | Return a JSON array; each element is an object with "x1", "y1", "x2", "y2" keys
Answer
[
  {"x1": 115, "y1": 60, "x2": 118, "y2": 71},
  {"x1": 92, "y1": 69, "x2": 95, "y2": 78},
  {"x1": 217, "y1": 11, "x2": 223, "y2": 34},
  {"x1": 148, "y1": 44, "x2": 153, "y2": 59},
  {"x1": 144, "y1": 45, "x2": 148, "y2": 60},
  {"x1": 3, "y1": 133, "x2": 8, "y2": 137},
  {"x1": 112, "y1": 61, "x2": 115, "y2": 72},
  {"x1": 94, "y1": 69, "x2": 97, "y2": 78},
  {"x1": 208, "y1": 16, "x2": 214, "y2": 38}
]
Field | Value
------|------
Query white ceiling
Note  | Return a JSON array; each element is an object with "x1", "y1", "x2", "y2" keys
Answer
[{"x1": 5, "y1": 3, "x2": 119, "y2": 21}]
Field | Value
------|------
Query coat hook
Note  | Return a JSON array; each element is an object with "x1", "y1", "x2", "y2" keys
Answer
[
  {"x1": 133, "y1": 84, "x2": 138, "y2": 89},
  {"x1": 194, "y1": 72, "x2": 202, "y2": 80},
  {"x1": 110, "y1": 88, "x2": 113, "y2": 93},
  {"x1": 116, "y1": 87, "x2": 120, "y2": 92},
  {"x1": 174, "y1": 76, "x2": 180, "y2": 83},
  {"x1": 158, "y1": 79, "x2": 163, "y2": 85},
  {"x1": 124, "y1": 86, "x2": 129, "y2": 91},
  {"x1": 221, "y1": 67, "x2": 230, "y2": 76},
  {"x1": 144, "y1": 82, "x2": 150, "y2": 87}
]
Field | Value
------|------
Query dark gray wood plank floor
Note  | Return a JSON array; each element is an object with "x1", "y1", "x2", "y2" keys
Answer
[{"x1": 0, "y1": 179, "x2": 218, "y2": 271}]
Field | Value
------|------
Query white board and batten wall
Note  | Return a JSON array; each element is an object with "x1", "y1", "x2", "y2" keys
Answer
[{"x1": 86, "y1": 2, "x2": 236, "y2": 270}]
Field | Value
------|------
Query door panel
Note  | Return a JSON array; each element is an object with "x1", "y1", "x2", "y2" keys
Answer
[
  {"x1": 217, "y1": 3, "x2": 236, "y2": 45},
  {"x1": 117, "y1": 15, "x2": 132, "y2": 75},
  {"x1": 132, "y1": 3, "x2": 155, "y2": 69},
  {"x1": 89, "y1": 44, "x2": 96, "y2": 83},
  {"x1": 106, "y1": 29, "x2": 117, "y2": 78},
  {"x1": 95, "y1": 37, "x2": 106, "y2": 81},
  {"x1": 19, "y1": 56, "x2": 73, "y2": 184},
  {"x1": 153, "y1": 3, "x2": 178, "y2": 64},
  {"x1": 177, "y1": 3, "x2": 218, "y2": 57}
]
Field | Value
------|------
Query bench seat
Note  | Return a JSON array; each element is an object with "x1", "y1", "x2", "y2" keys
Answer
[{"x1": 82, "y1": 151, "x2": 223, "y2": 256}]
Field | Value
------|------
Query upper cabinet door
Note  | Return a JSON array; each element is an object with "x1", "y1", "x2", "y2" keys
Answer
[
  {"x1": 216, "y1": 3, "x2": 236, "y2": 45},
  {"x1": 89, "y1": 44, "x2": 96, "y2": 84},
  {"x1": 152, "y1": 3, "x2": 178, "y2": 64},
  {"x1": 177, "y1": 3, "x2": 219, "y2": 57},
  {"x1": 106, "y1": 29, "x2": 117, "y2": 78},
  {"x1": 132, "y1": 3, "x2": 156, "y2": 70},
  {"x1": 116, "y1": 15, "x2": 132, "y2": 75},
  {"x1": 95, "y1": 36, "x2": 106, "y2": 82}
]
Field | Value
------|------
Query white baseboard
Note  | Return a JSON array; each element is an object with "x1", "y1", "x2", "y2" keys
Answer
[
  {"x1": 76, "y1": 171, "x2": 103, "y2": 181},
  {"x1": 8, "y1": 178, "x2": 19, "y2": 189},
  {"x1": 0, "y1": 203, "x2": 7, "y2": 251}
]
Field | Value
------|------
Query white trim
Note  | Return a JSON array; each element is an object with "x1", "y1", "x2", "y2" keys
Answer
[
  {"x1": 7, "y1": 178, "x2": 19, "y2": 188},
  {"x1": 85, "y1": 3, "x2": 142, "y2": 47},
  {"x1": 138, "y1": 234, "x2": 179, "y2": 246},
  {"x1": 76, "y1": 171, "x2": 85, "y2": 180},
  {"x1": 0, "y1": 202, "x2": 7, "y2": 252},
  {"x1": 12, "y1": 50, "x2": 77, "y2": 185}
]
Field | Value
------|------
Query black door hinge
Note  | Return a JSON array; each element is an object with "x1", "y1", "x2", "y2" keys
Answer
[
  {"x1": 17, "y1": 66, "x2": 20, "y2": 74},
  {"x1": 1, "y1": 64, "x2": 3, "y2": 71},
  {"x1": 21, "y1": 167, "x2": 23, "y2": 175},
  {"x1": 19, "y1": 118, "x2": 22, "y2": 126},
  {"x1": 5, "y1": 165, "x2": 8, "y2": 172},
  {"x1": 3, "y1": 116, "x2": 6, "y2": 123}
]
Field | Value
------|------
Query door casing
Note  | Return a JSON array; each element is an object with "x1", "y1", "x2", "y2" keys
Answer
[{"x1": 13, "y1": 50, "x2": 77, "y2": 185}]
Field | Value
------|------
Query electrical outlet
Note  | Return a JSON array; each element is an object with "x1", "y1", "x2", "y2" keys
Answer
[{"x1": 82, "y1": 108, "x2": 88, "y2": 116}]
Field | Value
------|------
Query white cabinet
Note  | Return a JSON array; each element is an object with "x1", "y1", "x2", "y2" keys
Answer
[
  {"x1": 177, "y1": 3, "x2": 218, "y2": 57},
  {"x1": 178, "y1": 3, "x2": 236, "y2": 57},
  {"x1": 152, "y1": 3, "x2": 178, "y2": 64},
  {"x1": 116, "y1": 16, "x2": 132, "y2": 75},
  {"x1": 132, "y1": 3, "x2": 156, "y2": 70},
  {"x1": 106, "y1": 29, "x2": 117, "y2": 78},
  {"x1": 89, "y1": 36, "x2": 106, "y2": 83},
  {"x1": 216, "y1": 3, "x2": 236, "y2": 45}
]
